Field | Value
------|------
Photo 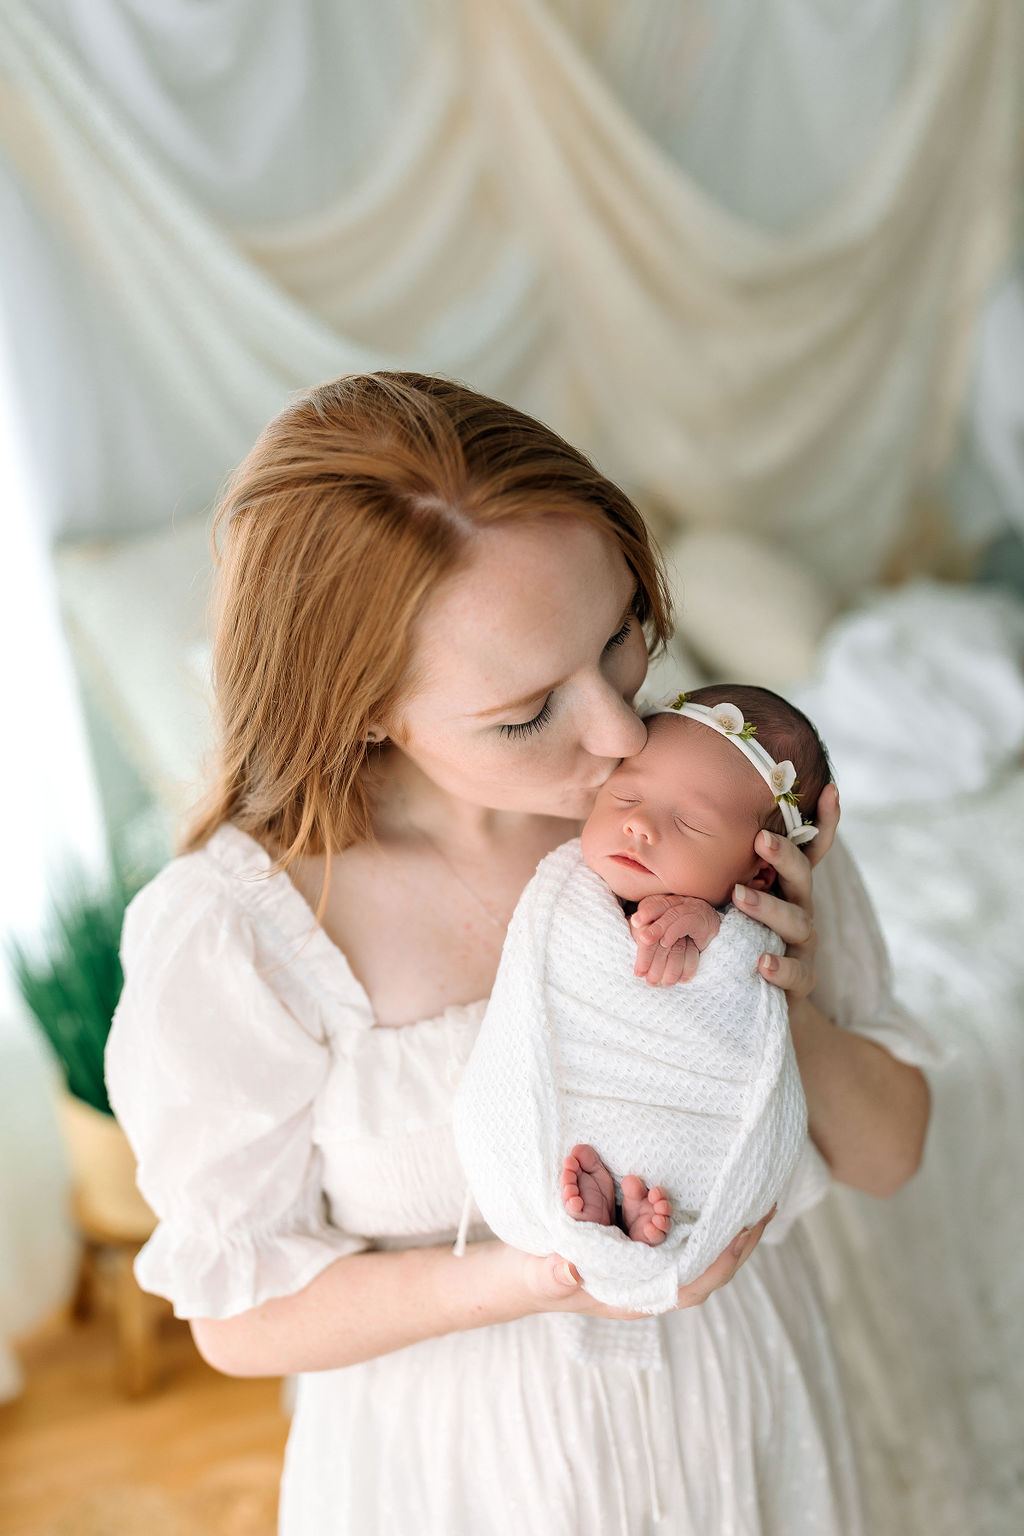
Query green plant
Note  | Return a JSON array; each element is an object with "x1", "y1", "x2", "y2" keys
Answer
[{"x1": 7, "y1": 865, "x2": 145, "y2": 1116}]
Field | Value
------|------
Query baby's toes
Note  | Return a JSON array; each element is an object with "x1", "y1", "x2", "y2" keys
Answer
[
  {"x1": 620, "y1": 1173, "x2": 646, "y2": 1204},
  {"x1": 561, "y1": 1169, "x2": 584, "y2": 1214}
]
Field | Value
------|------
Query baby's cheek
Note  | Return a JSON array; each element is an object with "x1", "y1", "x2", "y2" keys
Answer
[{"x1": 579, "y1": 816, "x2": 602, "y2": 873}]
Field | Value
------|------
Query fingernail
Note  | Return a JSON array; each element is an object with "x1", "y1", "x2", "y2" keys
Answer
[
  {"x1": 734, "y1": 884, "x2": 758, "y2": 907},
  {"x1": 766, "y1": 1204, "x2": 778, "y2": 1223},
  {"x1": 761, "y1": 953, "x2": 778, "y2": 975},
  {"x1": 730, "y1": 1228, "x2": 752, "y2": 1258},
  {"x1": 760, "y1": 831, "x2": 777, "y2": 852},
  {"x1": 556, "y1": 1261, "x2": 580, "y2": 1287}
]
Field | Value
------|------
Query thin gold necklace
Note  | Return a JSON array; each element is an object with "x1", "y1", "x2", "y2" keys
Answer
[{"x1": 414, "y1": 825, "x2": 509, "y2": 933}]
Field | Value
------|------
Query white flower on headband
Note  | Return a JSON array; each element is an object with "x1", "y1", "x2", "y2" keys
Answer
[
  {"x1": 769, "y1": 761, "x2": 797, "y2": 796},
  {"x1": 710, "y1": 703, "x2": 745, "y2": 734},
  {"x1": 790, "y1": 824, "x2": 820, "y2": 845}
]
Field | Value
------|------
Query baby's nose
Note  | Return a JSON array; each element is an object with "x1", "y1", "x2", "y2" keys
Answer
[{"x1": 624, "y1": 813, "x2": 655, "y2": 843}]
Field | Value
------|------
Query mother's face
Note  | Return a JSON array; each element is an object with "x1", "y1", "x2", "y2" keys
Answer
[{"x1": 391, "y1": 517, "x2": 650, "y2": 820}]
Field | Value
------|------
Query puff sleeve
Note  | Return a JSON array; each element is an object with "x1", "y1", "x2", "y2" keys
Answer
[
  {"x1": 105, "y1": 859, "x2": 368, "y2": 1321},
  {"x1": 810, "y1": 835, "x2": 951, "y2": 1070}
]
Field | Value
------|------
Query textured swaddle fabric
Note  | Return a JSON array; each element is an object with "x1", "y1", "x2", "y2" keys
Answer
[{"x1": 453, "y1": 839, "x2": 809, "y2": 1314}]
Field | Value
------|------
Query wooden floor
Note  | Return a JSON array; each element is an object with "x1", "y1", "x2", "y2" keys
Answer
[{"x1": 0, "y1": 1294, "x2": 289, "y2": 1536}]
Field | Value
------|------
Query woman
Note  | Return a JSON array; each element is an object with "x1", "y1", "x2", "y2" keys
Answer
[{"x1": 106, "y1": 373, "x2": 935, "y2": 1535}]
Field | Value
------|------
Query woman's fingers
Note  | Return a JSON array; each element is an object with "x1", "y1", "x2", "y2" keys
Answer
[
  {"x1": 805, "y1": 782, "x2": 840, "y2": 867},
  {"x1": 733, "y1": 880, "x2": 814, "y2": 950},
  {"x1": 752, "y1": 829, "x2": 814, "y2": 912},
  {"x1": 527, "y1": 1204, "x2": 779, "y2": 1319},
  {"x1": 675, "y1": 1205, "x2": 777, "y2": 1309},
  {"x1": 524, "y1": 1251, "x2": 583, "y2": 1303},
  {"x1": 757, "y1": 951, "x2": 818, "y2": 999}
]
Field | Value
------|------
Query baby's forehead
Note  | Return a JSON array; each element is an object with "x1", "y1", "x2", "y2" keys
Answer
[
  {"x1": 637, "y1": 709, "x2": 718, "y2": 762},
  {"x1": 625, "y1": 712, "x2": 764, "y2": 802},
  {"x1": 622, "y1": 712, "x2": 721, "y2": 777}
]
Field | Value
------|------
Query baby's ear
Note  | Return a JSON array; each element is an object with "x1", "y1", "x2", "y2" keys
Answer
[{"x1": 746, "y1": 857, "x2": 776, "y2": 892}]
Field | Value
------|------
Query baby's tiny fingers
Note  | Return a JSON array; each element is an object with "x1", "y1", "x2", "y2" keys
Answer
[
  {"x1": 633, "y1": 946, "x2": 654, "y2": 979},
  {"x1": 643, "y1": 945, "x2": 671, "y2": 987},
  {"x1": 633, "y1": 921, "x2": 666, "y2": 946},
  {"x1": 658, "y1": 947, "x2": 689, "y2": 987}
]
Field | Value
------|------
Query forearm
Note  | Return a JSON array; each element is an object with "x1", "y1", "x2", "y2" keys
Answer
[
  {"x1": 190, "y1": 1238, "x2": 529, "y2": 1377},
  {"x1": 788, "y1": 997, "x2": 930, "y2": 1197}
]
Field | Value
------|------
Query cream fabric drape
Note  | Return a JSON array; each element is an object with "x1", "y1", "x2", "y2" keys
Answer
[{"x1": 0, "y1": 0, "x2": 1020, "y2": 588}]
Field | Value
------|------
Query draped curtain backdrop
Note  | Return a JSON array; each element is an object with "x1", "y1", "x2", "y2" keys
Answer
[{"x1": 0, "y1": 0, "x2": 1022, "y2": 577}]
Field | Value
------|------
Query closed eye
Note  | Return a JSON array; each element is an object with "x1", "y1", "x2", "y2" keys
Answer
[
  {"x1": 499, "y1": 697, "x2": 553, "y2": 739},
  {"x1": 603, "y1": 617, "x2": 633, "y2": 650},
  {"x1": 500, "y1": 607, "x2": 637, "y2": 739},
  {"x1": 674, "y1": 816, "x2": 711, "y2": 836}
]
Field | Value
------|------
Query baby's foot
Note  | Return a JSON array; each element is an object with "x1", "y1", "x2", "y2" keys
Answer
[
  {"x1": 562, "y1": 1144, "x2": 615, "y2": 1226},
  {"x1": 620, "y1": 1174, "x2": 672, "y2": 1246}
]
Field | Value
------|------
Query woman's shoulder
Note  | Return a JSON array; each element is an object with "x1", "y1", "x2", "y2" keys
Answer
[
  {"x1": 121, "y1": 823, "x2": 374, "y2": 1033},
  {"x1": 122, "y1": 823, "x2": 270, "y2": 960}
]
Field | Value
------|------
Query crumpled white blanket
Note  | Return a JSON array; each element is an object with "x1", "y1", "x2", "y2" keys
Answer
[
  {"x1": 453, "y1": 839, "x2": 812, "y2": 1315},
  {"x1": 792, "y1": 579, "x2": 1024, "y2": 809}
]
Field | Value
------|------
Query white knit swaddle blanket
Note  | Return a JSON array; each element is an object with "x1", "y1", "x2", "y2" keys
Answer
[{"x1": 453, "y1": 840, "x2": 810, "y2": 1314}]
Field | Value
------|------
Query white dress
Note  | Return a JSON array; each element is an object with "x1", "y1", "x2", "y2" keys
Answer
[{"x1": 105, "y1": 823, "x2": 944, "y2": 1536}]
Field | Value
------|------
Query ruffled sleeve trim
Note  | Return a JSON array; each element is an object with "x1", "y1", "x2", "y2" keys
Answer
[{"x1": 134, "y1": 1183, "x2": 368, "y2": 1321}]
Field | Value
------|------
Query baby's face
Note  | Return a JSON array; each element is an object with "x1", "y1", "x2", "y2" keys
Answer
[{"x1": 580, "y1": 713, "x2": 774, "y2": 907}]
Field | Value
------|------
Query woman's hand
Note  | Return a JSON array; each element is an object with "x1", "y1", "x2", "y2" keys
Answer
[
  {"x1": 509, "y1": 1206, "x2": 777, "y2": 1320},
  {"x1": 732, "y1": 783, "x2": 840, "y2": 1000}
]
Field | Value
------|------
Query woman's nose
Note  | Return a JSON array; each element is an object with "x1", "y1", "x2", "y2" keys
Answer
[{"x1": 581, "y1": 684, "x2": 647, "y2": 761}]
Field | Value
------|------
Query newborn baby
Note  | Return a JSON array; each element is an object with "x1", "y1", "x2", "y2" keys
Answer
[{"x1": 452, "y1": 685, "x2": 832, "y2": 1313}]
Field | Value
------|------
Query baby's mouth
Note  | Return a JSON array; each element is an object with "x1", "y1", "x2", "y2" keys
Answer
[{"x1": 610, "y1": 852, "x2": 652, "y2": 874}]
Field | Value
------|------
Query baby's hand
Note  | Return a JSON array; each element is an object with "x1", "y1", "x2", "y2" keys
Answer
[{"x1": 630, "y1": 895, "x2": 721, "y2": 986}]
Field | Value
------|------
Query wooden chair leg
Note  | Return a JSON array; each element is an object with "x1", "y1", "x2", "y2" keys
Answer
[
  {"x1": 113, "y1": 1245, "x2": 159, "y2": 1397},
  {"x1": 69, "y1": 1239, "x2": 97, "y2": 1322}
]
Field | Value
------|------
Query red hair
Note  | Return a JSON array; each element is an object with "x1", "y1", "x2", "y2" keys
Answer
[{"x1": 184, "y1": 373, "x2": 672, "y2": 872}]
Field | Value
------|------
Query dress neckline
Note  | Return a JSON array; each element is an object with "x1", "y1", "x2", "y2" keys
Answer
[{"x1": 204, "y1": 822, "x2": 489, "y2": 1032}]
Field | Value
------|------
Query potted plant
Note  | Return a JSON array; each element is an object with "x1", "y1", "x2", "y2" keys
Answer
[{"x1": 8, "y1": 865, "x2": 155, "y2": 1239}]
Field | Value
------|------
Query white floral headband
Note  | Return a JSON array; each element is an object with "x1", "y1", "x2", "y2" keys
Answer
[{"x1": 646, "y1": 694, "x2": 819, "y2": 846}]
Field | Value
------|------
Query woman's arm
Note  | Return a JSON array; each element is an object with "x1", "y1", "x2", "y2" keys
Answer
[
  {"x1": 191, "y1": 1239, "x2": 540, "y2": 1376},
  {"x1": 190, "y1": 1216, "x2": 773, "y2": 1378},
  {"x1": 733, "y1": 787, "x2": 930, "y2": 1196},
  {"x1": 785, "y1": 996, "x2": 929, "y2": 1196}
]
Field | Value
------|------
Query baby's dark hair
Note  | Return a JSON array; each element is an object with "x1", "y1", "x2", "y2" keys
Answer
[{"x1": 683, "y1": 684, "x2": 833, "y2": 838}]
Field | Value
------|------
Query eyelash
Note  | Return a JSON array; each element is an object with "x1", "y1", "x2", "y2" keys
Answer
[
  {"x1": 603, "y1": 618, "x2": 633, "y2": 651},
  {"x1": 499, "y1": 616, "x2": 635, "y2": 738}
]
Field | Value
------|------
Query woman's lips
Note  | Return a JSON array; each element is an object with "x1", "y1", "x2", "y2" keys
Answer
[{"x1": 610, "y1": 852, "x2": 652, "y2": 873}]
